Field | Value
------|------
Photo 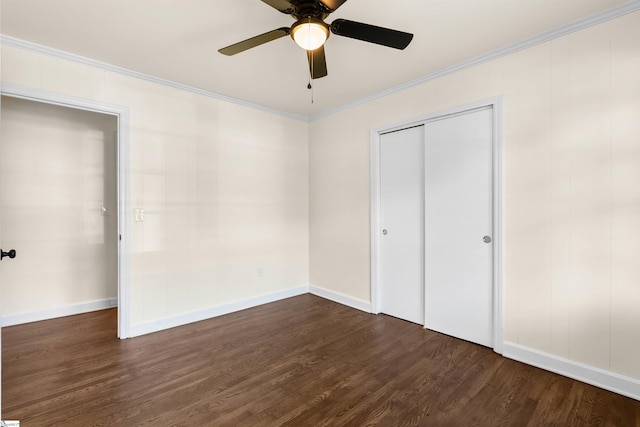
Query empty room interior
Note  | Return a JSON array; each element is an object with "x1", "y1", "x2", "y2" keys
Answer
[{"x1": 1, "y1": 0, "x2": 640, "y2": 425}]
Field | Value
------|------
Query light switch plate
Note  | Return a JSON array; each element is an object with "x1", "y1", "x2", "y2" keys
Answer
[{"x1": 134, "y1": 208, "x2": 145, "y2": 222}]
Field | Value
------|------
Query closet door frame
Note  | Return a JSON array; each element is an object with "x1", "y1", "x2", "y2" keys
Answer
[{"x1": 369, "y1": 97, "x2": 504, "y2": 354}]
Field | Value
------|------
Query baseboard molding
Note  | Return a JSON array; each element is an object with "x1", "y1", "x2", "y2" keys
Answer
[
  {"x1": 129, "y1": 285, "x2": 309, "y2": 338},
  {"x1": 0, "y1": 297, "x2": 118, "y2": 327},
  {"x1": 503, "y1": 342, "x2": 640, "y2": 401},
  {"x1": 309, "y1": 284, "x2": 372, "y2": 313}
]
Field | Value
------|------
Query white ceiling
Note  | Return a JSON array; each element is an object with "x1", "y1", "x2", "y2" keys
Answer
[{"x1": 0, "y1": 0, "x2": 632, "y2": 118}]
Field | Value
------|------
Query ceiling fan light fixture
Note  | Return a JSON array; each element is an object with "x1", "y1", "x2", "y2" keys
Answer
[{"x1": 291, "y1": 19, "x2": 329, "y2": 50}]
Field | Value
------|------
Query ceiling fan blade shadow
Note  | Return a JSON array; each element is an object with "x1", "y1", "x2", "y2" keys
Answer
[
  {"x1": 261, "y1": 0, "x2": 294, "y2": 14},
  {"x1": 318, "y1": 0, "x2": 348, "y2": 13},
  {"x1": 330, "y1": 19, "x2": 413, "y2": 50},
  {"x1": 219, "y1": 27, "x2": 291, "y2": 56},
  {"x1": 307, "y1": 45, "x2": 328, "y2": 79}
]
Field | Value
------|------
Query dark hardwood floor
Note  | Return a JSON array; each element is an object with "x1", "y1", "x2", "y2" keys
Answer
[{"x1": 2, "y1": 294, "x2": 639, "y2": 426}]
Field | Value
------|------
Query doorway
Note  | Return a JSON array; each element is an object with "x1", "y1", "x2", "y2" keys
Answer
[
  {"x1": 1, "y1": 96, "x2": 118, "y2": 330},
  {"x1": 0, "y1": 84, "x2": 130, "y2": 339},
  {"x1": 370, "y1": 99, "x2": 503, "y2": 351}
]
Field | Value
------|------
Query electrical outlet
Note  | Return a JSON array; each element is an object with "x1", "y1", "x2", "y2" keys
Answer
[{"x1": 257, "y1": 267, "x2": 264, "y2": 277}]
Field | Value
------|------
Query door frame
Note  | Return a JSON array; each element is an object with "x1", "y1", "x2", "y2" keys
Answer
[
  {"x1": 1, "y1": 82, "x2": 132, "y2": 339},
  {"x1": 369, "y1": 97, "x2": 504, "y2": 354}
]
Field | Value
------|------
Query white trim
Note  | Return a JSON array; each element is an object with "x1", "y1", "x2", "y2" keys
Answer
[
  {"x1": 309, "y1": 284, "x2": 372, "y2": 313},
  {"x1": 492, "y1": 98, "x2": 505, "y2": 354},
  {"x1": 1, "y1": 82, "x2": 125, "y2": 116},
  {"x1": 369, "y1": 130, "x2": 382, "y2": 315},
  {"x1": 371, "y1": 98, "x2": 500, "y2": 135},
  {"x1": 0, "y1": 82, "x2": 132, "y2": 338},
  {"x1": 129, "y1": 285, "x2": 309, "y2": 337},
  {"x1": 310, "y1": 1, "x2": 640, "y2": 121},
  {"x1": 0, "y1": 35, "x2": 309, "y2": 123},
  {"x1": 370, "y1": 97, "x2": 504, "y2": 354},
  {"x1": 116, "y1": 107, "x2": 132, "y2": 339},
  {"x1": 503, "y1": 342, "x2": 640, "y2": 401},
  {"x1": 0, "y1": 298, "x2": 117, "y2": 327}
]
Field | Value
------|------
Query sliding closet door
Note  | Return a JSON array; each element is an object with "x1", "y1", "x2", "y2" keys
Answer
[
  {"x1": 379, "y1": 126, "x2": 425, "y2": 325},
  {"x1": 424, "y1": 108, "x2": 493, "y2": 347}
]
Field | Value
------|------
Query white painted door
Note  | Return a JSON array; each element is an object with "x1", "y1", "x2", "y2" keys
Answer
[
  {"x1": 380, "y1": 125, "x2": 425, "y2": 324},
  {"x1": 424, "y1": 108, "x2": 493, "y2": 347}
]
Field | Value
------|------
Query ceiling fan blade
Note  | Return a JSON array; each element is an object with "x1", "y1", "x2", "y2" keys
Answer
[
  {"x1": 219, "y1": 27, "x2": 291, "y2": 56},
  {"x1": 330, "y1": 19, "x2": 413, "y2": 50},
  {"x1": 318, "y1": 0, "x2": 348, "y2": 12},
  {"x1": 261, "y1": 0, "x2": 294, "y2": 14},
  {"x1": 307, "y1": 45, "x2": 328, "y2": 79}
]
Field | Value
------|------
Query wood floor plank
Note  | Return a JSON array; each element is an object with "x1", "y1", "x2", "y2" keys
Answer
[{"x1": 3, "y1": 294, "x2": 639, "y2": 426}]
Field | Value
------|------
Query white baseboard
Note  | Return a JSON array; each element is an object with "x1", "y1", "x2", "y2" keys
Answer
[
  {"x1": 129, "y1": 285, "x2": 309, "y2": 338},
  {"x1": 309, "y1": 284, "x2": 372, "y2": 313},
  {"x1": 503, "y1": 341, "x2": 640, "y2": 401},
  {"x1": 0, "y1": 297, "x2": 118, "y2": 327}
]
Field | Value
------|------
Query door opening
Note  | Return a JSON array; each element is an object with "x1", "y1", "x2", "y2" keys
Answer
[
  {"x1": 1, "y1": 96, "x2": 118, "y2": 332},
  {"x1": 0, "y1": 83, "x2": 130, "y2": 340}
]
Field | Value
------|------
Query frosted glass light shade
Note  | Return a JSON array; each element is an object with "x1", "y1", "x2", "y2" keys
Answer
[{"x1": 291, "y1": 21, "x2": 329, "y2": 50}]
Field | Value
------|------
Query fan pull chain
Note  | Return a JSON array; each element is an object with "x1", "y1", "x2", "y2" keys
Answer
[
  {"x1": 308, "y1": 53, "x2": 314, "y2": 102},
  {"x1": 307, "y1": 16, "x2": 314, "y2": 104}
]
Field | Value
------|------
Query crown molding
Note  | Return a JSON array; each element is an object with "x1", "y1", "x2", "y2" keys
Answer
[
  {"x1": 0, "y1": 34, "x2": 309, "y2": 123},
  {"x1": 309, "y1": 0, "x2": 640, "y2": 121},
  {"x1": 2, "y1": 1, "x2": 639, "y2": 123}
]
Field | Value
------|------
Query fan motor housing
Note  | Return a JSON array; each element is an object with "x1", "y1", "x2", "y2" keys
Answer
[{"x1": 290, "y1": 1, "x2": 330, "y2": 20}]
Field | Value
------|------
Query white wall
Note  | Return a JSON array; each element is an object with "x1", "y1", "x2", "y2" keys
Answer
[
  {"x1": 1, "y1": 97, "x2": 117, "y2": 317},
  {"x1": 0, "y1": 44, "x2": 309, "y2": 330},
  {"x1": 309, "y1": 11, "x2": 640, "y2": 382}
]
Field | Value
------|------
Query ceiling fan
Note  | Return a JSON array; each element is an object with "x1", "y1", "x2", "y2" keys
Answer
[{"x1": 218, "y1": 0, "x2": 414, "y2": 79}]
